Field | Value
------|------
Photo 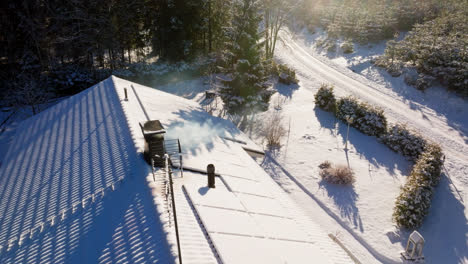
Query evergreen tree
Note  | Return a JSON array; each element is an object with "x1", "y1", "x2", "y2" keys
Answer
[{"x1": 220, "y1": 0, "x2": 271, "y2": 116}]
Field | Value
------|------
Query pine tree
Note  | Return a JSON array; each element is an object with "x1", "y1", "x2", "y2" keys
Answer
[{"x1": 220, "y1": 0, "x2": 271, "y2": 116}]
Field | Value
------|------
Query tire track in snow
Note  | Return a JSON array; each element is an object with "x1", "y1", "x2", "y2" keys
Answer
[{"x1": 276, "y1": 30, "x2": 468, "y2": 168}]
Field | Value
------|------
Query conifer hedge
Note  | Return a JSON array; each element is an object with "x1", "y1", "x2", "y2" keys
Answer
[{"x1": 314, "y1": 87, "x2": 444, "y2": 228}]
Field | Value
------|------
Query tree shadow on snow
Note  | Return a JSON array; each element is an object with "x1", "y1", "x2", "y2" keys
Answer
[
  {"x1": 313, "y1": 107, "x2": 337, "y2": 133},
  {"x1": 385, "y1": 175, "x2": 468, "y2": 264},
  {"x1": 418, "y1": 175, "x2": 468, "y2": 263},
  {"x1": 314, "y1": 107, "x2": 412, "y2": 177},
  {"x1": 318, "y1": 181, "x2": 364, "y2": 232},
  {"x1": 273, "y1": 81, "x2": 299, "y2": 99}
]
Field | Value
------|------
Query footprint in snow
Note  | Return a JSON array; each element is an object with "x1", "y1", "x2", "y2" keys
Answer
[{"x1": 302, "y1": 134, "x2": 315, "y2": 140}]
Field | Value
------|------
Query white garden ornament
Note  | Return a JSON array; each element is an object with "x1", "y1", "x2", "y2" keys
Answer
[{"x1": 402, "y1": 231, "x2": 425, "y2": 262}]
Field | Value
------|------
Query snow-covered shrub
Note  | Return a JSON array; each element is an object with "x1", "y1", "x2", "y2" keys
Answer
[
  {"x1": 47, "y1": 66, "x2": 96, "y2": 93},
  {"x1": 315, "y1": 39, "x2": 326, "y2": 48},
  {"x1": 387, "y1": 63, "x2": 403, "y2": 77},
  {"x1": 336, "y1": 96, "x2": 360, "y2": 121},
  {"x1": 271, "y1": 63, "x2": 298, "y2": 85},
  {"x1": 262, "y1": 111, "x2": 287, "y2": 148},
  {"x1": 341, "y1": 41, "x2": 354, "y2": 54},
  {"x1": 356, "y1": 102, "x2": 388, "y2": 136},
  {"x1": 314, "y1": 83, "x2": 336, "y2": 112},
  {"x1": 319, "y1": 160, "x2": 332, "y2": 169},
  {"x1": 404, "y1": 73, "x2": 417, "y2": 86},
  {"x1": 415, "y1": 74, "x2": 436, "y2": 91},
  {"x1": 393, "y1": 144, "x2": 443, "y2": 228},
  {"x1": 374, "y1": 56, "x2": 403, "y2": 77},
  {"x1": 336, "y1": 97, "x2": 387, "y2": 137},
  {"x1": 320, "y1": 163, "x2": 355, "y2": 185},
  {"x1": 378, "y1": 12, "x2": 467, "y2": 95},
  {"x1": 326, "y1": 42, "x2": 337, "y2": 52},
  {"x1": 381, "y1": 124, "x2": 427, "y2": 161}
]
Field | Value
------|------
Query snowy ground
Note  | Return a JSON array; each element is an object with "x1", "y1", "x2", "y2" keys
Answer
[{"x1": 255, "y1": 27, "x2": 468, "y2": 264}]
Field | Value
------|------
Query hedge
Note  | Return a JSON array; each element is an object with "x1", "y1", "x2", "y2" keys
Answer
[
  {"x1": 336, "y1": 96, "x2": 387, "y2": 137},
  {"x1": 314, "y1": 87, "x2": 444, "y2": 229},
  {"x1": 393, "y1": 144, "x2": 443, "y2": 228},
  {"x1": 381, "y1": 123, "x2": 427, "y2": 161}
]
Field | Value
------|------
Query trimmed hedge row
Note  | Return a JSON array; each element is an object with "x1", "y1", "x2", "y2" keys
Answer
[
  {"x1": 393, "y1": 144, "x2": 443, "y2": 228},
  {"x1": 314, "y1": 85, "x2": 444, "y2": 229},
  {"x1": 381, "y1": 123, "x2": 427, "y2": 162},
  {"x1": 336, "y1": 97, "x2": 387, "y2": 137},
  {"x1": 314, "y1": 84, "x2": 387, "y2": 137}
]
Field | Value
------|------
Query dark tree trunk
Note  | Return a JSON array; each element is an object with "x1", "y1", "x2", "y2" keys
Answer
[
  {"x1": 108, "y1": 49, "x2": 113, "y2": 70},
  {"x1": 208, "y1": 0, "x2": 212, "y2": 52},
  {"x1": 128, "y1": 48, "x2": 131, "y2": 64}
]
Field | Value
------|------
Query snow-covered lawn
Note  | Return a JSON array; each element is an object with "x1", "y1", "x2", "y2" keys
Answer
[{"x1": 259, "y1": 85, "x2": 412, "y2": 263}]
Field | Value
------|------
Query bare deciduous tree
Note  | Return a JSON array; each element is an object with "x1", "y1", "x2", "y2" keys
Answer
[
  {"x1": 10, "y1": 73, "x2": 52, "y2": 116},
  {"x1": 263, "y1": 0, "x2": 297, "y2": 59},
  {"x1": 261, "y1": 111, "x2": 287, "y2": 148}
]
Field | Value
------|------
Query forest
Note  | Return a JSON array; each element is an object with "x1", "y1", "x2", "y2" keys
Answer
[
  {"x1": 1, "y1": 0, "x2": 297, "y2": 116},
  {"x1": 294, "y1": 0, "x2": 467, "y2": 95},
  {"x1": 0, "y1": 0, "x2": 466, "y2": 115}
]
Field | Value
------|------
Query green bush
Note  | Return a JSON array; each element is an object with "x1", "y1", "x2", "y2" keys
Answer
[
  {"x1": 326, "y1": 42, "x2": 337, "y2": 52},
  {"x1": 336, "y1": 96, "x2": 387, "y2": 137},
  {"x1": 314, "y1": 83, "x2": 336, "y2": 112},
  {"x1": 278, "y1": 64, "x2": 298, "y2": 85},
  {"x1": 382, "y1": 123, "x2": 427, "y2": 161},
  {"x1": 393, "y1": 144, "x2": 443, "y2": 228},
  {"x1": 341, "y1": 41, "x2": 354, "y2": 54},
  {"x1": 270, "y1": 62, "x2": 298, "y2": 85},
  {"x1": 378, "y1": 12, "x2": 468, "y2": 94}
]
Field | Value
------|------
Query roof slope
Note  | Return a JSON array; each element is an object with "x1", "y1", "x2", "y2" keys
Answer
[{"x1": 0, "y1": 77, "x2": 173, "y2": 263}]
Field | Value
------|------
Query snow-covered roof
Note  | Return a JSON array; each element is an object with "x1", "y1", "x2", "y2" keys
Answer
[
  {"x1": 0, "y1": 77, "x2": 174, "y2": 263},
  {"x1": 0, "y1": 76, "x2": 351, "y2": 263}
]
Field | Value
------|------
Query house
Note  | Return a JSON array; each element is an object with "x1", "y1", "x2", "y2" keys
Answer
[{"x1": 0, "y1": 76, "x2": 352, "y2": 263}]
